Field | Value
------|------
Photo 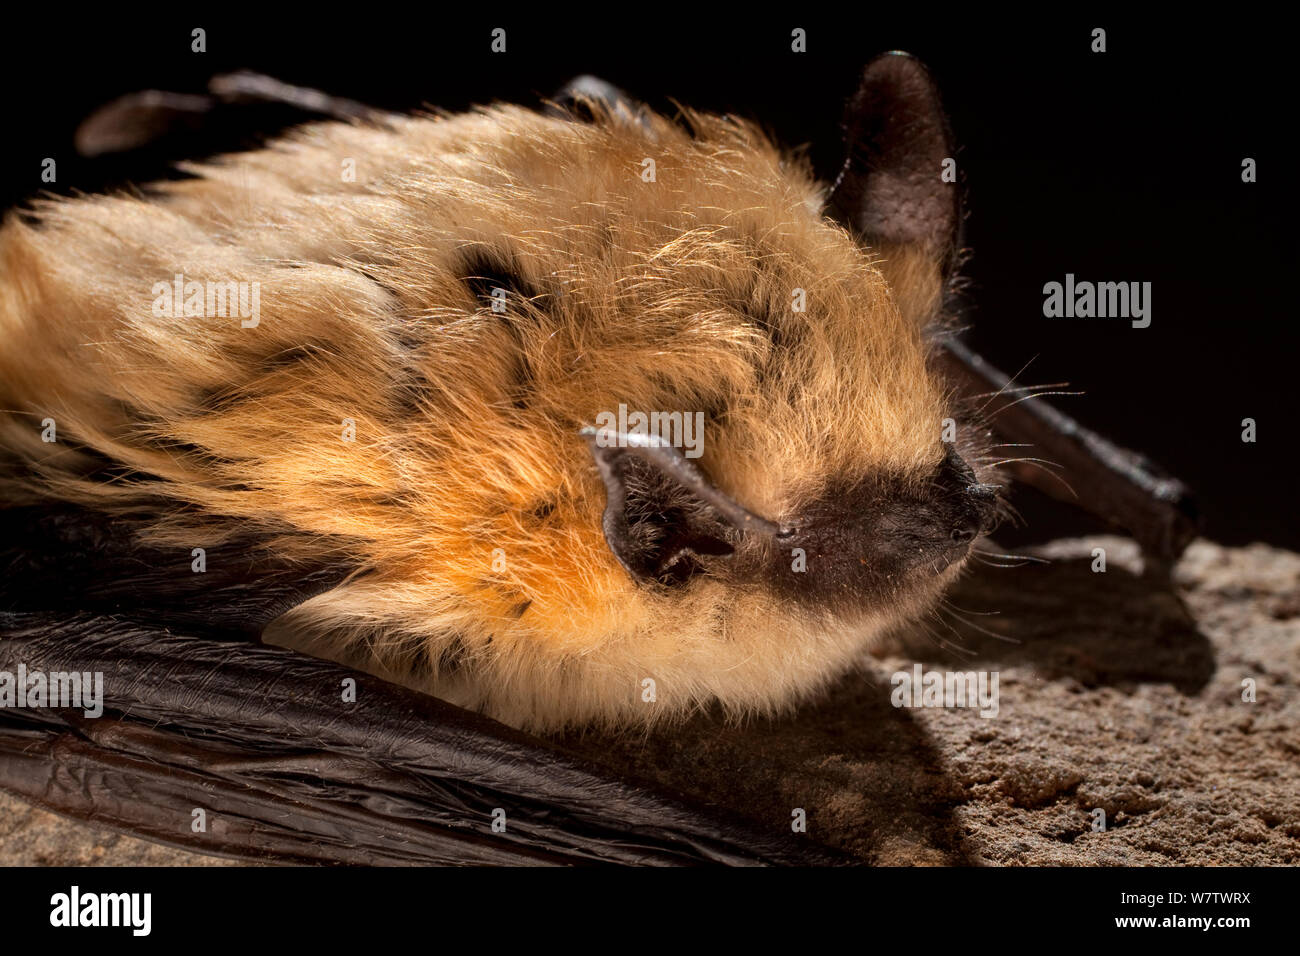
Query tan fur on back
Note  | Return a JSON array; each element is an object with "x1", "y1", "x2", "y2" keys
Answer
[{"x1": 0, "y1": 104, "x2": 956, "y2": 730}]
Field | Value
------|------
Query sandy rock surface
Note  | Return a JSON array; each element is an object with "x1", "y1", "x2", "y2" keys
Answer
[
  {"x1": 559, "y1": 536, "x2": 1300, "y2": 865},
  {"x1": 2, "y1": 536, "x2": 1296, "y2": 865}
]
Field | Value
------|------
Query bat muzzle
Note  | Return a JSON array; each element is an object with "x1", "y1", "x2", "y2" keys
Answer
[{"x1": 581, "y1": 427, "x2": 1001, "y2": 601}]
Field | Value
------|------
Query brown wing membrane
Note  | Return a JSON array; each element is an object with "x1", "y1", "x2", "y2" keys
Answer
[
  {"x1": 74, "y1": 70, "x2": 390, "y2": 157},
  {"x1": 0, "y1": 610, "x2": 846, "y2": 866}
]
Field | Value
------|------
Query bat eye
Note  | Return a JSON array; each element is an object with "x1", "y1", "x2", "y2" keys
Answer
[{"x1": 458, "y1": 252, "x2": 535, "y2": 311}]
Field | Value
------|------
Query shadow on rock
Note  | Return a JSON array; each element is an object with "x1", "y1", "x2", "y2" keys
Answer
[
  {"x1": 557, "y1": 669, "x2": 978, "y2": 865},
  {"x1": 888, "y1": 548, "x2": 1216, "y2": 695}
]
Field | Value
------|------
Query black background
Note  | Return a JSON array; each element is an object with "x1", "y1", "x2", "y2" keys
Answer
[
  {"x1": 3, "y1": 9, "x2": 1295, "y2": 549},
  {"x1": 6, "y1": 864, "x2": 1285, "y2": 941}
]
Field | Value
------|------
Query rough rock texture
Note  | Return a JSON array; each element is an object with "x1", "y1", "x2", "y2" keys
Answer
[
  {"x1": 559, "y1": 536, "x2": 1300, "y2": 865},
  {"x1": 2, "y1": 536, "x2": 1296, "y2": 865}
]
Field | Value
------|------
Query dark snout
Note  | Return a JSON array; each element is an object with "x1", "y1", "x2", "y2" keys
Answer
[
  {"x1": 582, "y1": 427, "x2": 1001, "y2": 602},
  {"x1": 936, "y1": 445, "x2": 1001, "y2": 546},
  {"x1": 857, "y1": 446, "x2": 1000, "y2": 570},
  {"x1": 756, "y1": 447, "x2": 1002, "y2": 606}
]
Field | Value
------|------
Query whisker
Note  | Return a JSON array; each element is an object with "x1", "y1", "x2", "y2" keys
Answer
[
  {"x1": 919, "y1": 612, "x2": 978, "y2": 659},
  {"x1": 929, "y1": 610, "x2": 983, "y2": 658},
  {"x1": 939, "y1": 597, "x2": 1001, "y2": 617},
  {"x1": 989, "y1": 389, "x2": 1085, "y2": 414},
  {"x1": 973, "y1": 548, "x2": 1050, "y2": 568},
  {"x1": 937, "y1": 603, "x2": 1020, "y2": 646},
  {"x1": 973, "y1": 556, "x2": 1031, "y2": 568},
  {"x1": 966, "y1": 381, "x2": 1071, "y2": 400},
  {"x1": 986, "y1": 455, "x2": 1061, "y2": 469},
  {"x1": 975, "y1": 354, "x2": 1039, "y2": 415},
  {"x1": 991, "y1": 457, "x2": 1078, "y2": 499}
]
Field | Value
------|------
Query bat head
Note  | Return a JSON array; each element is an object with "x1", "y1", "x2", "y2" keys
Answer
[
  {"x1": 275, "y1": 54, "x2": 1005, "y2": 728},
  {"x1": 574, "y1": 51, "x2": 999, "y2": 594}
]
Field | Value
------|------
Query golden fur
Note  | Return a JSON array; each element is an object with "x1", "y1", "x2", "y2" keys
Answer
[{"x1": 0, "y1": 102, "x2": 967, "y2": 730}]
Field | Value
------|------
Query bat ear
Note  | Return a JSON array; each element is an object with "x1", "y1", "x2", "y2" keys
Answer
[{"x1": 827, "y1": 52, "x2": 961, "y2": 278}]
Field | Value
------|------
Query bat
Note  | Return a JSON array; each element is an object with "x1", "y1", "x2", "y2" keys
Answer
[{"x1": 0, "y1": 54, "x2": 1195, "y2": 864}]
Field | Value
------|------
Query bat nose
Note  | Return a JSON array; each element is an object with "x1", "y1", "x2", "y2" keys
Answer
[
  {"x1": 950, "y1": 520, "x2": 978, "y2": 545},
  {"x1": 939, "y1": 447, "x2": 1000, "y2": 543},
  {"x1": 965, "y1": 480, "x2": 1001, "y2": 536}
]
